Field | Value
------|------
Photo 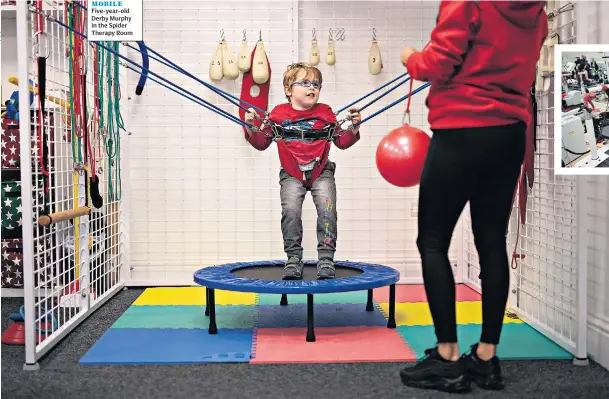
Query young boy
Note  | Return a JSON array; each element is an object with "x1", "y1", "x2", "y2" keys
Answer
[{"x1": 244, "y1": 62, "x2": 362, "y2": 280}]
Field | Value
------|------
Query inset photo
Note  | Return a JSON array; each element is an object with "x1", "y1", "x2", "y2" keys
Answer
[{"x1": 555, "y1": 44, "x2": 609, "y2": 173}]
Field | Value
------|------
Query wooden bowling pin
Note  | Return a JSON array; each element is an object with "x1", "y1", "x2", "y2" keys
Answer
[
  {"x1": 221, "y1": 40, "x2": 240, "y2": 80},
  {"x1": 310, "y1": 39, "x2": 320, "y2": 66},
  {"x1": 368, "y1": 39, "x2": 382, "y2": 75},
  {"x1": 209, "y1": 41, "x2": 224, "y2": 82},
  {"x1": 252, "y1": 40, "x2": 270, "y2": 84},
  {"x1": 326, "y1": 39, "x2": 336, "y2": 66},
  {"x1": 238, "y1": 39, "x2": 251, "y2": 72}
]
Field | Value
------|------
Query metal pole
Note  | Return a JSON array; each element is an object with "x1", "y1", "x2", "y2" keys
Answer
[
  {"x1": 573, "y1": 0, "x2": 590, "y2": 367},
  {"x1": 17, "y1": 0, "x2": 39, "y2": 370}
]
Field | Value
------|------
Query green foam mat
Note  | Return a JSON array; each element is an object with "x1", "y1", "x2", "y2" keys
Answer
[
  {"x1": 398, "y1": 323, "x2": 574, "y2": 360},
  {"x1": 257, "y1": 291, "x2": 368, "y2": 305},
  {"x1": 112, "y1": 305, "x2": 257, "y2": 329}
]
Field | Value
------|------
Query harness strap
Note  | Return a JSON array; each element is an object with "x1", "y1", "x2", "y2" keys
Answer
[{"x1": 270, "y1": 123, "x2": 336, "y2": 141}]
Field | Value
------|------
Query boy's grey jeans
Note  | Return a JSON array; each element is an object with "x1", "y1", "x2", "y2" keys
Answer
[{"x1": 279, "y1": 161, "x2": 337, "y2": 261}]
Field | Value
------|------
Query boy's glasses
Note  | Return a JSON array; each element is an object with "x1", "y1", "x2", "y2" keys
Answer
[{"x1": 292, "y1": 80, "x2": 322, "y2": 89}]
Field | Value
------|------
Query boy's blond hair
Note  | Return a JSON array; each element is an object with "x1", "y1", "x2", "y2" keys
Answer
[{"x1": 283, "y1": 62, "x2": 323, "y2": 101}]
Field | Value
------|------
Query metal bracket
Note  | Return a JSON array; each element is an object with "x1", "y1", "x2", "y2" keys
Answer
[{"x1": 330, "y1": 28, "x2": 346, "y2": 41}]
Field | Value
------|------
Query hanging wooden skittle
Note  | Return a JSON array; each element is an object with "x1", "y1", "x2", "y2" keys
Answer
[
  {"x1": 251, "y1": 31, "x2": 270, "y2": 85},
  {"x1": 220, "y1": 30, "x2": 239, "y2": 80},
  {"x1": 209, "y1": 34, "x2": 224, "y2": 83},
  {"x1": 326, "y1": 28, "x2": 336, "y2": 66},
  {"x1": 238, "y1": 30, "x2": 252, "y2": 73},
  {"x1": 368, "y1": 28, "x2": 383, "y2": 75},
  {"x1": 310, "y1": 28, "x2": 320, "y2": 66}
]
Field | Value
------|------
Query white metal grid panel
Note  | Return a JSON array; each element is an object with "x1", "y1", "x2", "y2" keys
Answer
[
  {"x1": 586, "y1": 175, "x2": 609, "y2": 329},
  {"x1": 506, "y1": 1, "x2": 581, "y2": 353},
  {"x1": 16, "y1": 1, "x2": 126, "y2": 365},
  {"x1": 127, "y1": 0, "x2": 456, "y2": 285}
]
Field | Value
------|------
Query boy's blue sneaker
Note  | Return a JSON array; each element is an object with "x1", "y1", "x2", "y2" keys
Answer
[
  {"x1": 282, "y1": 257, "x2": 304, "y2": 280},
  {"x1": 316, "y1": 258, "x2": 335, "y2": 279}
]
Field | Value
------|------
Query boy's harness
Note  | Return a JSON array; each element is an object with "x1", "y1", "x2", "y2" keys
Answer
[
  {"x1": 253, "y1": 115, "x2": 353, "y2": 142},
  {"x1": 270, "y1": 123, "x2": 336, "y2": 142}
]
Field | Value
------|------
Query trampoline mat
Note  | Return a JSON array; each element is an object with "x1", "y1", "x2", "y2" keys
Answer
[{"x1": 231, "y1": 265, "x2": 363, "y2": 281}]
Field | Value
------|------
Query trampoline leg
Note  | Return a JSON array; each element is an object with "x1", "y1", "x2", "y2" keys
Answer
[
  {"x1": 306, "y1": 294, "x2": 316, "y2": 342},
  {"x1": 205, "y1": 287, "x2": 210, "y2": 316},
  {"x1": 280, "y1": 294, "x2": 288, "y2": 306},
  {"x1": 208, "y1": 288, "x2": 218, "y2": 334},
  {"x1": 366, "y1": 289, "x2": 374, "y2": 311},
  {"x1": 387, "y1": 284, "x2": 396, "y2": 329}
]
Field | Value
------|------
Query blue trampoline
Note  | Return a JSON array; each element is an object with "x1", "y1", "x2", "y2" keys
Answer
[{"x1": 193, "y1": 260, "x2": 400, "y2": 342}]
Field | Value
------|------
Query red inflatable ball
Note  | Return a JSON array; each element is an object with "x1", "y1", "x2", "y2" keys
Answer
[{"x1": 376, "y1": 124, "x2": 431, "y2": 188}]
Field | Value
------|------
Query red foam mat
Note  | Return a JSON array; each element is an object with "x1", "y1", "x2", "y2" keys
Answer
[
  {"x1": 251, "y1": 326, "x2": 417, "y2": 364},
  {"x1": 373, "y1": 284, "x2": 481, "y2": 303}
]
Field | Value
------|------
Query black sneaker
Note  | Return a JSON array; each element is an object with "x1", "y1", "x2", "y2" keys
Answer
[
  {"x1": 399, "y1": 347, "x2": 471, "y2": 393},
  {"x1": 316, "y1": 258, "x2": 335, "y2": 279},
  {"x1": 282, "y1": 257, "x2": 304, "y2": 280},
  {"x1": 462, "y1": 343, "x2": 505, "y2": 390}
]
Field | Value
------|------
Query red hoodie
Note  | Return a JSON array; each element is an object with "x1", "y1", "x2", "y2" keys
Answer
[
  {"x1": 406, "y1": 1, "x2": 548, "y2": 130},
  {"x1": 245, "y1": 103, "x2": 360, "y2": 186}
]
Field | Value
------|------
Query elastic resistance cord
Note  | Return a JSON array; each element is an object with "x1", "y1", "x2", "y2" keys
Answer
[
  {"x1": 107, "y1": 41, "x2": 116, "y2": 200},
  {"x1": 67, "y1": 2, "x2": 79, "y2": 162},
  {"x1": 125, "y1": 42, "x2": 265, "y2": 115},
  {"x1": 336, "y1": 72, "x2": 409, "y2": 114},
  {"x1": 113, "y1": 42, "x2": 123, "y2": 200},
  {"x1": 357, "y1": 76, "x2": 411, "y2": 113},
  {"x1": 120, "y1": 62, "x2": 250, "y2": 127},
  {"x1": 90, "y1": 42, "x2": 99, "y2": 176},
  {"x1": 135, "y1": 41, "x2": 148, "y2": 95},
  {"x1": 353, "y1": 81, "x2": 431, "y2": 128}
]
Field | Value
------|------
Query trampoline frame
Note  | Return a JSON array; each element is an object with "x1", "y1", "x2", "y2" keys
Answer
[{"x1": 194, "y1": 260, "x2": 399, "y2": 342}]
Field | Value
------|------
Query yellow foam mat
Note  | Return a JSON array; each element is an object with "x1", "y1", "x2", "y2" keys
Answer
[
  {"x1": 377, "y1": 301, "x2": 523, "y2": 326},
  {"x1": 132, "y1": 287, "x2": 257, "y2": 306}
]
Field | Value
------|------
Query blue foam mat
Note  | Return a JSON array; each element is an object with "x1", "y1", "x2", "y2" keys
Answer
[
  {"x1": 256, "y1": 303, "x2": 388, "y2": 328},
  {"x1": 398, "y1": 323, "x2": 574, "y2": 360},
  {"x1": 80, "y1": 328, "x2": 253, "y2": 365}
]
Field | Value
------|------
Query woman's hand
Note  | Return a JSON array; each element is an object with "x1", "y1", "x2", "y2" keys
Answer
[{"x1": 400, "y1": 46, "x2": 417, "y2": 67}]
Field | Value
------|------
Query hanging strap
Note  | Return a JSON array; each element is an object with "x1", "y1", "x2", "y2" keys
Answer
[{"x1": 35, "y1": 0, "x2": 51, "y2": 213}]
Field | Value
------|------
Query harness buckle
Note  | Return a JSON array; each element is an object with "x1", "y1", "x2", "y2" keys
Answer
[
  {"x1": 327, "y1": 125, "x2": 336, "y2": 141},
  {"x1": 270, "y1": 123, "x2": 283, "y2": 141}
]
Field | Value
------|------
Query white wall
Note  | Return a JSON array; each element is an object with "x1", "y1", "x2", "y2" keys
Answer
[{"x1": 126, "y1": 0, "x2": 451, "y2": 286}]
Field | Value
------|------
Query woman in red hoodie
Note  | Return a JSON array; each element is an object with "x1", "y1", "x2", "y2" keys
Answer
[{"x1": 398, "y1": 1, "x2": 548, "y2": 393}]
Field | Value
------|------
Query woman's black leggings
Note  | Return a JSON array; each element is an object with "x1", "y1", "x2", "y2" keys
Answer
[{"x1": 417, "y1": 122, "x2": 526, "y2": 345}]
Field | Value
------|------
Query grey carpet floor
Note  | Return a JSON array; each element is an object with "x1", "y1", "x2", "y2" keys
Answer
[{"x1": 2, "y1": 289, "x2": 609, "y2": 399}]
